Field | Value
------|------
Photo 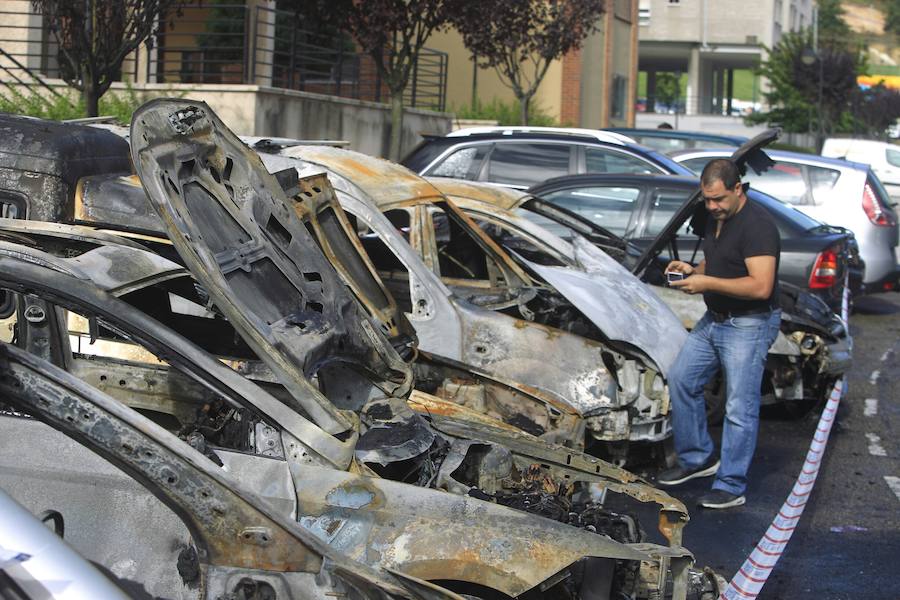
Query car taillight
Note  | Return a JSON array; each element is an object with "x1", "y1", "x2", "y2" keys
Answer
[
  {"x1": 862, "y1": 183, "x2": 897, "y2": 226},
  {"x1": 809, "y1": 247, "x2": 839, "y2": 289}
]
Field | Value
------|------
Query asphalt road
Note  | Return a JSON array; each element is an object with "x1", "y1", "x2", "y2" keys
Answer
[{"x1": 650, "y1": 293, "x2": 900, "y2": 599}]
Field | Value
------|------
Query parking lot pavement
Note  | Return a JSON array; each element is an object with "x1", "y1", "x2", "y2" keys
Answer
[{"x1": 660, "y1": 293, "x2": 900, "y2": 599}]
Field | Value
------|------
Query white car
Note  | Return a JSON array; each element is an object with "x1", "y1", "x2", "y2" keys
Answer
[
  {"x1": 672, "y1": 148, "x2": 900, "y2": 293},
  {"x1": 821, "y1": 137, "x2": 900, "y2": 202}
]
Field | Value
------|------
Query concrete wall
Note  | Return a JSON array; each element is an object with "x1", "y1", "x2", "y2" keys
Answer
[
  {"x1": 640, "y1": 0, "x2": 770, "y2": 47},
  {"x1": 7, "y1": 81, "x2": 452, "y2": 159}
]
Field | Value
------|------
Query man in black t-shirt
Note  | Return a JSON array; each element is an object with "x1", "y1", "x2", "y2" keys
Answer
[{"x1": 656, "y1": 159, "x2": 782, "y2": 509}]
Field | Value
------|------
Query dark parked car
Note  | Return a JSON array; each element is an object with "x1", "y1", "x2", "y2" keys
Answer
[
  {"x1": 401, "y1": 126, "x2": 693, "y2": 190},
  {"x1": 525, "y1": 173, "x2": 858, "y2": 312},
  {"x1": 603, "y1": 128, "x2": 747, "y2": 153}
]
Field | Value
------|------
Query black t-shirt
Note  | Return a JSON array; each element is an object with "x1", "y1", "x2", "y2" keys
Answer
[{"x1": 701, "y1": 198, "x2": 780, "y2": 314}]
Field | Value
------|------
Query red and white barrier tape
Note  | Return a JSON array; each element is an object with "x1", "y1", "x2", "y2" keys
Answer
[{"x1": 719, "y1": 280, "x2": 850, "y2": 600}]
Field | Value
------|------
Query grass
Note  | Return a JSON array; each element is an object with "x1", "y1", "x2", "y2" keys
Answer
[
  {"x1": 0, "y1": 82, "x2": 146, "y2": 124},
  {"x1": 637, "y1": 69, "x2": 762, "y2": 103}
]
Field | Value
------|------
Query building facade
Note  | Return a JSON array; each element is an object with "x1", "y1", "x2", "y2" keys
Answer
[
  {"x1": 428, "y1": 0, "x2": 639, "y2": 128},
  {"x1": 637, "y1": 0, "x2": 813, "y2": 116}
]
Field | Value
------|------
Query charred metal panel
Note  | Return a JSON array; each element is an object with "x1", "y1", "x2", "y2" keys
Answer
[
  {"x1": 0, "y1": 253, "x2": 356, "y2": 469},
  {"x1": 131, "y1": 99, "x2": 413, "y2": 437},
  {"x1": 290, "y1": 463, "x2": 650, "y2": 597},
  {"x1": 0, "y1": 344, "x2": 462, "y2": 600},
  {"x1": 0, "y1": 114, "x2": 131, "y2": 222},
  {"x1": 75, "y1": 173, "x2": 171, "y2": 235}
]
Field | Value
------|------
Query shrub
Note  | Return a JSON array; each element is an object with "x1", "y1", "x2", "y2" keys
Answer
[{"x1": 452, "y1": 97, "x2": 559, "y2": 126}]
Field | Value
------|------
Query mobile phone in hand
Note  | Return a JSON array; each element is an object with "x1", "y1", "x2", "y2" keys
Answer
[{"x1": 666, "y1": 271, "x2": 685, "y2": 283}]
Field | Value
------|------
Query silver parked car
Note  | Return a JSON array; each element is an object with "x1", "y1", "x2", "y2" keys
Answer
[{"x1": 671, "y1": 148, "x2": 900, "y2": 293}]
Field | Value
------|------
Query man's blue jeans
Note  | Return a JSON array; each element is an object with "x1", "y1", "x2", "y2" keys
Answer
[{"x1": 669, "y1": 309, "x2": 782, "y2": 495}]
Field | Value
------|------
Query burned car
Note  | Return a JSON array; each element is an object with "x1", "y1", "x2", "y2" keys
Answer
[
  {"x1": 0, "y1": 343, "x2": 473, "y2": 600},
  {"x1": 244, "y1": 142, "x2": 687, "y2": 456},
  {"x1": 0, "y1": 224, "x2": 713, "y2": 600},
  {"x1": 0, "y1": 102, "x2": 721, "y2": 599},
  {"x1": 62, "y1": 121, "x2": 686, "y2": 459}
]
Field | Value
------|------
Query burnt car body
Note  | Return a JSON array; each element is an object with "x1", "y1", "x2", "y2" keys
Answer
[
  {"x1": 64, "y1": 133, "x2": 686, "y2": 454},
  {"x1": 0, "y1": 344, "x2": 472, "y2": 600},
  {"x1": 0, "y1": 223, "x2": 712, "y2": 600},
  {"x1": 424, "y1": 163, "x2": 851, "y2": 419},
  {"x1": 245, "y1": 143, "x2": 687, "y2": 451},
  {"x1": 0, "y1": 103, "x2": 721, "y2": 599}
]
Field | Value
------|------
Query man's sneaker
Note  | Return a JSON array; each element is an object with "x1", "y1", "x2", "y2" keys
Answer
[
  {"x1": 656, "y1": 457, "x2": 720, "y2": 486},
  {"x1": 698, "y1": 489, "x2": 746, "y2": 509}
]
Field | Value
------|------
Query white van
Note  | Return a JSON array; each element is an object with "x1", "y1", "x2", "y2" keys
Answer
[{"x1": 822, "y1": 138, "x2": 900, "y2": 202}]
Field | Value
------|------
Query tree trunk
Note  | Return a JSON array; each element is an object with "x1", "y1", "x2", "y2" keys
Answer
[
  {"x1": 518, "y1": 93, "x2": 530, "y2": 125},
  {"x1": 83, "y1": 76, "x2": 99, "y2": 117},
  {"x1": 389, "y1": 90, "x2": 405, "y2": 161}
]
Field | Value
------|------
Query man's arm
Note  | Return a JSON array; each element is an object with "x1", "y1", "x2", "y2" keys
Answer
[{"x1": 670, "y1": 255, "x2": 776, "y2": 299}]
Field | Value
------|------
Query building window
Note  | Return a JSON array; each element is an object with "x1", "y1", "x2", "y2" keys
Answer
[
  {"x1": 611, "y1": 74, "x2": 627, "y2": 120},
  {"x1": 639, "y1": 0, "x2": 650, "y2": 25}
]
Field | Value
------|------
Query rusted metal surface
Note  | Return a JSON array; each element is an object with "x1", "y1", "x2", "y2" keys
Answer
[
  {"x1": 292, "y1": 463, "x2": 651, "y2": 597},
  {"x1": 0, "y1": 343, "x2": 323, "y2": 574},
  {"x1": 0, "y1": 251, "x2": 358, "y2": 470},
  {"x1": 289, "y1": 172, "x2": 415, "y2": 345},
  {"x1": 281, "y1": 145, "x2": 449, "y2": 209},
  {"x1": 424, "y1": 178, "x2": 525, "y2": 212}
]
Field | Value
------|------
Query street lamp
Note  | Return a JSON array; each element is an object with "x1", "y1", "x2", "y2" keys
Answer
[{"x1": 801, "y1": 47, "x2": 825, "y2": 152}]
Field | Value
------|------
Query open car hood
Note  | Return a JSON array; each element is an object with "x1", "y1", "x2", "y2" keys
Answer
[
  {"x1": 631, "y1": 128, "x2": 781, "y2": 277},
  {"x1": 130, "y1": 99, "x2": 414, "y2": 437},
  {"x1": 517, "y1": 236, "x2": 686, "y2": 374}
]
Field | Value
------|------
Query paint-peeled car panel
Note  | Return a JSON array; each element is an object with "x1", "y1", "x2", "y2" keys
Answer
[{"x1": 518, "y1": 236, "x2": 686, "y2": 375}]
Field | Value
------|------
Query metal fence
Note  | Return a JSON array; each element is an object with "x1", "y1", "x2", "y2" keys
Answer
[
  {"x1": 0, "y1": 2, "x2": 447, "y2": 112},
  {"x1": 0, "y1": 2, "x2": 137, "y2": 90}
]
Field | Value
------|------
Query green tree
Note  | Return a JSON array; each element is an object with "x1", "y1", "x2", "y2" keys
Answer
[
  {"x1": 747, "y1": 30, "x2": 864, "y2": 148},
  {"x1": 450, "y1": 0, "x2": 606, "y2": 125},
  {"x1": 33, "y1": 0, "x2": 186, "y2": 116},
  {"x1": 654, "y1": 73, "x2": 681, "y2": 110},
  {"x1": 816, "y1": 0, "x2": 851, "y2": 44},
  {"x1": 885, "y1": 0, "x2": 900, "y2": 37}
]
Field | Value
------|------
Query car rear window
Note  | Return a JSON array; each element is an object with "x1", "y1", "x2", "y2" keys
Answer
[
  {"x1": 887, "y1": 147, "x2": 900, "y2": 168},
  {"x1": 487, "y1": 143, "x2": 570, "y2": 186},
  {"x1": 430, "y1": 145, "x2": 490, "y2": 179},
  {"x1": 584, "y1": 147, "x2": 658, "y2": 174},
  {"x1": 677, "y1": 156, "x2": 840, "y2": 206}
]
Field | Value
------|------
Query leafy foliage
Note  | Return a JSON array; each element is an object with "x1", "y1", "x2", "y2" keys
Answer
[
  {"x1": 654, "y1": 73, "x2": 681, "y2": 108},
  {"x1": 453, "y1": 97, "x2": 558, "y2": 126},
  {"x1": 450, "y1": 0, "x2": 606, "y2": 125},
  {"x1": 746, "y1": 30, "x2": 864, "y2": 139},
  {"x1": 0, "y1": 82, "x2": 145, "y2": 123},
  {"x1": 32, "y1": 0, "x2": 186, "y2": 116},
  {"x1": 854, "y1": 83, "x2": 900, "y2": 138},
  {"x1": 816, "y1": 0, "x2": 852, "y2": 44},
  {"x1": 885, "y1": 0, "x2": 900, "y2": 37}
]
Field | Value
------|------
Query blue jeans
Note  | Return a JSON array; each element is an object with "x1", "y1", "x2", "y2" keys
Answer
[{"x1": 669, "y1": 309, "x2": 782, "y2": 495}]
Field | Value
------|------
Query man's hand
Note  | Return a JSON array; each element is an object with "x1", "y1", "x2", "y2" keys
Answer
[
  {"x1": 665, "y1": 260, "x2": 695, "y2": 276},
  {"x1": 669, "y1": 274, "x2": 709, "y2": 294}
]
